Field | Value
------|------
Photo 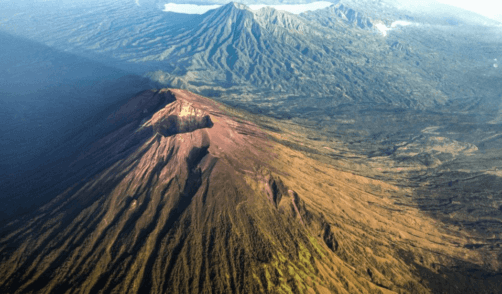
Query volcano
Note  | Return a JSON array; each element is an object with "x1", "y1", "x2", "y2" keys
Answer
[{"x1": 0, "y1": 89, "x2": 500, "y2": 294}]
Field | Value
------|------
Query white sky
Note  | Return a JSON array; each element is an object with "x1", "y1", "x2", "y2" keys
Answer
[
  {"x1": 162, "y1": 1, "x2": 502, "y2": 22},
  {"x1": 163, "y1": 3, "x2": 221, "y2": 14},
  {"x1": 248, "y1": 2, "x2": 333, "y2": 14},
  {"x1": 163, "y1": 1, "x2": 333, "y2": 14},
  {"x1": 436, "y1": 0, "x2": 502, "y2": 20}
]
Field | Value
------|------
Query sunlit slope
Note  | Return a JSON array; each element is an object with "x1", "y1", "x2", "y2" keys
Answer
[{"x1": 0, "y1": 89, "x2": 499, "y2": 293}]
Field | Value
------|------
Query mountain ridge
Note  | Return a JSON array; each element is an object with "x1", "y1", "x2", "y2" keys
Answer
[{"x1": 3, "y1": 0, "x2": 499, "y2": 116}]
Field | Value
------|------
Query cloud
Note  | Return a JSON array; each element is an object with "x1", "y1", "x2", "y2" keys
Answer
[
  {"x1": 435, "y1": 0, "x2": 502, "y2": 20},
  {"x1": 376, "y1": 20, "x2": 414, "y2": 37}
]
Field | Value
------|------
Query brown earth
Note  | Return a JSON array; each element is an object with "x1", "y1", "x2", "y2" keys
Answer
[{"x1": 0, "y1": 89, "x2": 500, "y2": 293}]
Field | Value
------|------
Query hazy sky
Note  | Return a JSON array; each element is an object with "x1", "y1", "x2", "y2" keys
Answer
[
  {"x1": 163, "y1": 1, "x2": 333, "y2": 14},
  {"x1": 436, "y1": 0, "x2": 502, "y2": 20},
  {"x1": 161, "y1": 1, "x2": 502, "y2": 21}
]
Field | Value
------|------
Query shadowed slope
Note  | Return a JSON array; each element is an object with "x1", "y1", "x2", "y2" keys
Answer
[
  {"x1": 0, "y1": 89, "x2": 312, "y2": 293},
  {"x1": 0, "y1": 89, "x2": 500, "y2": 293}
]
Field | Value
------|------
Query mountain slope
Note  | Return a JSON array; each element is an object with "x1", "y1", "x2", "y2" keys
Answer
[
  {"x1": 145, "y1": 2, "x2": 451, "y2": 109},
  {"x1": 1, "y1": 89, "x2": 500, "y2": 293},
  {"x1": 2, "y1": 0, "x2": 500, "y2": 117},
  {"x1": 301, "y1": 2, "x2": 376, "y2": 29},
  {"x1": 1, "y1": 1, "x2": 465, "y2": 109},
  {"x1": 0, "y1": 31, "x2": 155, "y2": 221}
]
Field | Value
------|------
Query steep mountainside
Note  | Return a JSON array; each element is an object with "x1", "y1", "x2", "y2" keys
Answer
[
  {"x1": 1, "y1": 89, "x2": 501, "y2": 293},
  {"x1": 1, "y1": 1, "x2": 501, "y2": 293},
  {"x1": 0, "y1": 31, "x2": 155, "y2": 221},
  {"x1": 302, "y1": 2, "x2": 376, "y2": 29},
  {"x1": 1, "y1": 0, "x2": 487, "y2": 110},
  {"x1": 145, "y1": 2, "x2": 453, "y2": 109},
  {"x1": 2, "y1": 0, "x2": 500, "y2": 120}
]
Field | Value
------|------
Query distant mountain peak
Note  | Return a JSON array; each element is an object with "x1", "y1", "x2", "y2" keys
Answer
[
  {"x1": 304, "y1": 2, "x2": 375, "y2": 29},
  {"x1": 202, "y1": 1, "x2": 254, "y2": 24},
  {"x1": 218, "y1": 1, "x2": 250, "y2": 12},
  {"x1": 228, "y1": 2, "x2": 248, "y2": 10}
]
